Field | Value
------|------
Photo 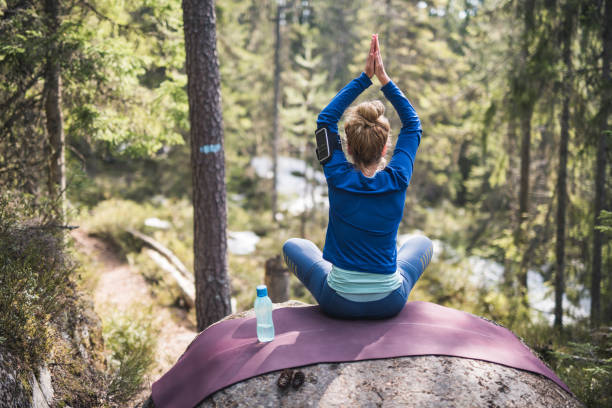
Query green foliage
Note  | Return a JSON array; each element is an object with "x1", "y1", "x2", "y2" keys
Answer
[
  {"x1": 282, "y1": 25, "x2": 329, "y2": 150},
  {"x1": 553, "y1": 338, "x2": 612, "y2": 407},
  {"x1": 515, "y1": 324, "x2": 612, "y2": 408},
  {"x1": 216, "y1": 0, "x2": 277, "y2": 164},
  {"x1": 103, "y1": 308, "x2": 157, "y2": 404},
  {"x1": 61, "y1": 0, "x2": 186, "y2": 157},
  {"x1": 0, "y1": 193, "x2": 74, "y2": 367},
  {"x1": 0, "y1": 0, "x2": 187, "y2": 196},
  {"x1": 596, "y1": 210, "x2": 612, "y2": 236},
  {"x1": 0, "y1": 3, "x2": 52, "y2": 191}
]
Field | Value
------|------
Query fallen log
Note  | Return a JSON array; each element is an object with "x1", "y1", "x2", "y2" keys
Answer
[
  {"x1": 144, "y1": 248, "x2": 195, "y2": 309},
  {"x1": 126, "y1": 228, "x2": 194, "y2": 283}
]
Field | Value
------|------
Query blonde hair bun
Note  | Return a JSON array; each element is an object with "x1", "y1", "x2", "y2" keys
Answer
[
  {"x1": 355, "y1": 100, "x2": 386, "y2": 123},
  {"x1": 344, "y1": 100, "x2": 391, "y2": 169}
]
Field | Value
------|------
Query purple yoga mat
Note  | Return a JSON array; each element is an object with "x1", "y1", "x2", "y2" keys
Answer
[{"x1": 152, "y1": 301, "x2": 571, "y2": 408}]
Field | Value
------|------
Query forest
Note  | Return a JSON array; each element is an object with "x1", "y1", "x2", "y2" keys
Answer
[{"x1": 0, "y1": 0, "x2": 610, "y2": 406}]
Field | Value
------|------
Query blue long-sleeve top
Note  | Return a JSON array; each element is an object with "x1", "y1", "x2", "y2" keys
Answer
[{"x1": 317, "y1": 72, "x2": 422, "y2": 274}]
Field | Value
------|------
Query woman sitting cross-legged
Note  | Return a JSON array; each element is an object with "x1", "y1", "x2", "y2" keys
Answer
[{"x1": 283, "y1": 34, "x2": 433, "y2": 319}]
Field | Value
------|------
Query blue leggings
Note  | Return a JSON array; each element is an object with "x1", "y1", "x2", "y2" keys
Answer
[{"x1": 282, "y1": 236, "x2": 433, "y2": 319}]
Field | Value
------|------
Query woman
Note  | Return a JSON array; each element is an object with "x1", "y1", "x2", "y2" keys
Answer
[{"x1": 283, "y1": 34, "x2": 433, "y2": 319}]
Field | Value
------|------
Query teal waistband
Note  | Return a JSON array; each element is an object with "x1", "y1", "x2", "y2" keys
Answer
[{"x1": 326, "y1": 265, "x2": 403, "y2": 300}]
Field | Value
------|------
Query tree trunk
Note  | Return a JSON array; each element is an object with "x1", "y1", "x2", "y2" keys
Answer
[
  {"x1": 456, "y1": 140, "x2": 471, "y2": 207},
  {"x1": 517, "y1": 108, "x2": 533, "y2": 292},
  {"x1": 182, "y1": 0, "x2": 231, "y2": 330},
  {"x1": 503, "y1": 115, "x2": 517, "y2": 287},
  {"x1": 555, "y1": 1, "x2": 574, "y2": 329},
  {"x1": 514, "y1": 0, "x2": 537, "y2": 298},
  {"x1": 264, "y1": 255, "x2": 290, "y2": 303},
  {"x1": 271, "y1": 3, "x2": 282, "y2": 222},
  {"x1": 591, "y1": 0, "x2": 611, "y2": 327},
  {"x1": 300, "y1": 144, "x2": 308, "y2": 237},
  {"x1": 44, "y1": 0, "x2": 65, "y2": 218}
]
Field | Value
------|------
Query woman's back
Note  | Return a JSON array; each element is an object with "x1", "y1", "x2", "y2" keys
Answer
[
  {"x1": 282, "y1": 34, "x2": 433, "y2": 319},
  {"x1": 324, "y1": 174, "x2": 407, "y2": 273}
]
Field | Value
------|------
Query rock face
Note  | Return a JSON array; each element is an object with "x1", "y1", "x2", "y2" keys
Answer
[
  {"x1": 0, "y1": 349, "x2": 55, "y2": 408},
  {"x1": 0, "y1": 296, "x2": 107, "y2": 408},
  {"x1": 145, "y1": 302, "x2": 582, "y2": 408},
  {"x1": 0, "y1": 346, "x2": 30, "y2": 408},
  {"x1": 197, "y1": 355, "x2": 579, "y2": 408}
]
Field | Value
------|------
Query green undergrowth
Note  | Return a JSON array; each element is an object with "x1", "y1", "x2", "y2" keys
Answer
[
  {"x1": 103, "y1": 307, "x2": 157, "y2": 405},
  {"x1": 517, "y1": 323, "x2": 612, "y2": 407},
  {"x1": 78, "y1": 198, "x2": 194, "y2": 264}
]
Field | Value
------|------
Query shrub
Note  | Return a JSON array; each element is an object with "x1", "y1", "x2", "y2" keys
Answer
[
  {"x1": 0, "y1": 193, "x2": 74, "y2": 367},
  {"x1": 103, "y1": 308, "x2": 157, "y2": 404},
  {"x1": 552, "y1": 330, "x2": 612, "y2": 407}
]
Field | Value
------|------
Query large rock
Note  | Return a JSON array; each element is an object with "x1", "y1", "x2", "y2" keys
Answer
[
  {"x1": 0, "y1": 346, "x2": 30, "y2": 408},
  {"x1": 0, "y1": 296, "x2": 107, "y2": 408},
  {"x1": 0, "y1": 350, "x2": 54, "y2": 408},
  {"x1": 144, "y1": 302, "x2": 582, "y2": 408},
  {"x1": 197, "y1": 355, "x2": 579, "y2": 408}
]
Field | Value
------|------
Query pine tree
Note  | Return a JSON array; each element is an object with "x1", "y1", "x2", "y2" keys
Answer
[
  {"x1": 271, "y1": 0, "x2": 284, "y2": 221},
  {"x1": 182, "y1": 0, "x2": 232, "y2": 329},
  {"x1": 555, "y1": 0, "x2": 577, "y2": 329},
  {"x1": 283, "y1": 26, "x2": 328, "y2": 235},
  {"x1": 591, "y1": 0, "x2": 611, "y2": 327}
]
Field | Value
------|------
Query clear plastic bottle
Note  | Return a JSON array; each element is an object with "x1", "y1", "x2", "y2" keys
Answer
[{"x1": 254, "y1": 285, "x2": 275, "y2": 342}]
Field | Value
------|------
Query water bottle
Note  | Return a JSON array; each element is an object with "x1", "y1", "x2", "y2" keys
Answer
[{"x1": 254, "y1": 285, "x2": 275, "y2": 342}]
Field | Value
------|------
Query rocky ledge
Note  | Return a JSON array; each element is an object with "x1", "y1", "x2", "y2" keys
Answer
[{"x1": 142, "y1": 301, "x2": 581, "y2": 408}]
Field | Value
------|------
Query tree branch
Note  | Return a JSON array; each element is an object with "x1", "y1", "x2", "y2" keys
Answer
[
  {"x1": 78, "y1": 0, "x2": 128, "y2": 29},
  {"x1": 0, "y1": 68, "x2": 45, "y2": 114}
]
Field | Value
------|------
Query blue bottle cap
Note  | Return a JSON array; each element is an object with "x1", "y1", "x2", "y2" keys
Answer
[{"x1": 256, "y1": 285, "x2": 268, "y2": 297}]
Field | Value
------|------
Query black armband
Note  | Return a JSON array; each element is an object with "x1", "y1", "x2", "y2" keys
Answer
[{"x1": 315, "y1": 127, "x2": 342, "y2": 165}]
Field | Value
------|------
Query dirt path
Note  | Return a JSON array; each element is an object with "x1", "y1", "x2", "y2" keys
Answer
[{"x1": 71, "y1": 229, "x2": 197, "y2": 406}]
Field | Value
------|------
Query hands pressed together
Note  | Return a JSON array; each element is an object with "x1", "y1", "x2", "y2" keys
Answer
[{"x1": 364, "y1": 34, "x2": 391, "y2": 86}]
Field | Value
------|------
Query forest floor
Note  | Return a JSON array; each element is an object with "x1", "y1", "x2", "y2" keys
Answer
[{"x1": 70, "y1": 229, "x2": 198, "y2": 406}]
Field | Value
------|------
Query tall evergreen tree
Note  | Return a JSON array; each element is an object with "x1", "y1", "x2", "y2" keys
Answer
[
  {"x1": 314, "y1": 0, "x2": 363, "y2": 88},
  {"x1": 555, "y1": 0, "x2": 576, "y2": 329},
  {"x1": 591, "y1": 0, "x2": 611, "y2": 327},
  {"x1": 508, "y1": 0, "x2": 556, "y2": 301},
  {"x1": 271, "y1": 0, "x2": 284, "y2": 221},
  {"x1": 515, "y1": 0, "x2": 537, "y2": 295},
  {"x1": 43, "y1": 0, "x2": 65, "y2": 217},
  {"x1": 283, "y1": 26, "x2": 328, "y2": 235},
  {"x1": 182, "y1": 0, "x2": 231, "y2": 329}
]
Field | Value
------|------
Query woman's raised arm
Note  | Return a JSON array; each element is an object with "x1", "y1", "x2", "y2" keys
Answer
[
  {"x1": 316, "y1": 36, "x2": 377, "y2": 134},
  {"x1": 374, "y1": 35, "x2": 422, "y2": 178}
]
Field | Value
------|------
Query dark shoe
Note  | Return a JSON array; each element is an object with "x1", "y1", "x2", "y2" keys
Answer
[
  {"x1": 277, "y1": 369, "x2": 293, "y2": 389},
  {"x1": 292, "y1": 370, "x2": 305, "y2": 389}
]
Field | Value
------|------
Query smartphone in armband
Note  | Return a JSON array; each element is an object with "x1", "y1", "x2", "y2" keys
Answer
[{"x1": 315, "y1": 127, "x2": 333, "y2": 165}]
